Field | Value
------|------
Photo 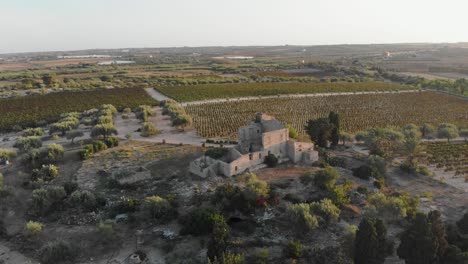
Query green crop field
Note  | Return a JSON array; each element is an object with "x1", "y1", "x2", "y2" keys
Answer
[
  {"x1": 185, "y1": 91, "x2": 468, "y2": 139},
  {"x1": 0, "y1": 88, "x2": 157, "y2": 131},
  {"x1": 157, "y1": 81, "x2": 414, "y2": 102}
]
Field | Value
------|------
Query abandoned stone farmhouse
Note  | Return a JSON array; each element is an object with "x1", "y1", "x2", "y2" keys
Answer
[{"x1": 190, "y1": 113, "x2": 319, "y2": 177}]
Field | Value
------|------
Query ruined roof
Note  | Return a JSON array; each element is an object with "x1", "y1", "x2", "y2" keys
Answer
[
  {"x1": 261, "y1": 119, "x2": 285, "y2": 132},
  {"x1": 253, "y1": 113, "x2": 285, "y2": 132}
]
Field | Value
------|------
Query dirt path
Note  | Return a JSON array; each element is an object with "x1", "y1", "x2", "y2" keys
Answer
[
  {"x1": 145, "y1": 88, "x2": 423, "y2": 106},
  {"x1": 144, "y1": 88, "x2": 172, "y2": 101}
]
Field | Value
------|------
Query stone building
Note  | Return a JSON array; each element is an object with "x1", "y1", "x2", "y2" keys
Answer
[{"x1": 190, "y1": 113, "x2": 319, "y2": 177}]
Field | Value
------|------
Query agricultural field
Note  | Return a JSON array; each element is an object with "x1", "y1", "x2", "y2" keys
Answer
[
  {"x1": 157, "y1": 81, "x2": 413, "y2": 102},
  {"x1": 185, "y1": 91, "x2": 468, "y2": 139},
  {"x1": 420, "y1": 142, "x2": 468, "y2": 179},
  {"x1": 0, "y1": 88, "x2": 157, "y2": 131}
]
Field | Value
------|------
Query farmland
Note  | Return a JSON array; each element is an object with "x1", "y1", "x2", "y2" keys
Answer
[
  {"x1": 420, "y1": 142, "x2": 468, "y2": 179},
  {"x1": 185, "y1": 91, "x2": 468, "y2": 139},
  {"x1": 157, "y1": 81, "x2": 413, "y2": 102},
  {"x1": 0, "y1": 87, "x2": 157, "y2": 131}
]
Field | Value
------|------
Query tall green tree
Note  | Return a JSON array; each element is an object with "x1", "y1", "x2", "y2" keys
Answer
[
  {"x1": 305, "y1": 118, "x2": 333, "y2": 148},
  {"x1": 207, "y1": 215, "x2": 230, "y2": 262},
  {"x1": 354, "y1": 218, "x2": 392, "y2": 264},
  {"x1": 328, "y1": 111, "x2": 340, "y2": 146},
  {"x1": 397, "y1": 213, "x2": 438, "y2": 264}
]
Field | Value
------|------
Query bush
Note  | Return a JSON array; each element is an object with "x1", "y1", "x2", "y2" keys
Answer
[
  {"x1": 92, "y1": 140, "x2": 107, "y2": 152},
  {"x1": 32, "y1": 188, "x2": 49, "y2": 214},
  {"x1": 70, "y1": 190, "x2": 97, "y2": 211},
  {"x1": 79, "y1": 144, "x2": 94, "y2": 160},
  {"x1": 14, "y1": 136, "x2": 42, "y2": 152},
  {"x1": 26, "y1": 221, "x2": 43, "y2": 236},
  {"x1": 299, "y1": 172, "x2": 314, "y2": 185},
  {"x1": 286, "y1": 124, "x2": 299, "y2": 139},
  {"x1": 142, "y1": 196, "x2": 173, "y2": 220},
  {"x1": 287, "y1": 203, "x2": 319, "y2": 233},
  {"x1": 91, "y1": 123, "x2": 117, "y2": 139},
  {"x1": 286, "y1": 240, "x2": 303, "y2": 259},
  {"x1": 134, "y1": 105, "x2": 155, "y2": 121},
  {"x1": 310, "y1": 198, "x2": 341, "y2": 224},
  {"x1": 63, "y1": 182, "x2": 78, "y2": 195},
  {"x1": 32, "y1": 164, "x2": 59, "y2": 182},
  {"x1": 353, "y1": 155, "x2": 387, "y2": 180},
  {"x1": 314, "y1": 166, "x2": 339, "y2": 190},
  {"x1": 205, "y1": 148, "x2": 229, "y2": 159},
  {"x1": 104, "y1": 137, "x2": 119, "y2": 148},
  {"x1": 237, "y1": 173, "x2": 270, "y2": 206},
  {"x1": 181, "y1": 208, "x2": 223, "y2": 236},
  {"x1": 264, "y1": 153, "x2": 278, "y2": 167},
  {"x1": 0, "y1": 148, "x2": 16, "y2": 160},
  {"x1": 39, "y1": 240, "x2": 75, "y2": 264},
  {"x1": 40, "y1": 143, "x2": 64, "y2": 164},
  {"x1": 98, "y1": 220, "x2": 116, "y2": 240},
  {"x1": 22, "y1": 127, "x2": 45, "y2": 137},
  {"x1": 66, "y1": 130, "x2": 84, "y2": 143},
  {"x1": 329, "y1": 184, "x2": 351, "y2": 207},
  {"x1": 140, "y1": 122, "x2": 159, "y2": 137}
]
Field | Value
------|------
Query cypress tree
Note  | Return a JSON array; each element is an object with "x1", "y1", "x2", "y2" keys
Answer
[
  {"x1": 397, "y1": 213, "x2": 438, "y2": 264},
  {"x1": 354, "y1": 218, "x2": 391, "y2": 264}
]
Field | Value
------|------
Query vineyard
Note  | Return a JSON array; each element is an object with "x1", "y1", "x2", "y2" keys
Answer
[
  {"x1": 0, "y1": 88, "x2": 157, "y2": 131},
  {"x1": 184, "y1": 91, "x2": 468, "y2": 139},
  {"x1": 157, "y1": 82, "x2": 413, "y2": 102},
  {"x1": 419, "y1": 142, "x2": 468, "y2": 180}
]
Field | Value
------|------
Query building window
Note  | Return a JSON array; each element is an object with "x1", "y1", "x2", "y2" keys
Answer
[
  {"x1": 259, "y1": 153, "x2": 262, "y2": 159},
  {"x1": 235, "y1": 166, "x2": 238, "y2": 171},
  {"x1": 257, "y1": 129, "x2": 260, "y2": 134},
  {"x1": 249, "y1": 153, "x2": 253, "y2": 160}
]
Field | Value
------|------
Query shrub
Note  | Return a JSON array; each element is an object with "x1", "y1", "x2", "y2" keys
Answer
[
  {"x1": 79, "y1": 144, "x2": 94, "y2": 160},
  {"x1": 140, "y1": 122, "x2": 159, "y2": 137},
  {"x1": 14, "y1": 136, "x2": 42, "y2": 152},
  {"x1": 32, "y1": 164, "x2": 59, "y2": 182},
  {"x1": 135, "y1": 105, "x2": 155, "y2": 121},
  {"x1": 91, "y1": 123, "x2": 117, "y2": 139},
  {"x1": 237, "y1": 173, "x2": 270, "y2": 205},
  {"x1": 264, "y1": 153, "x2": 278, "y2": 167},
  {"x1": 205, "y1": 148, "x2": 229, "y2": 159},
  {"x1": 0, "y1": 148, "x2": 16, "y2": 160},
  {"x1": 314, "y1": 166, "x2": 339, "y2": 190},
  {"x1": 39, "y1": 240, "x2": 75, "y2": 264},
  {"x1": 287, "y1": 203, "x2": 319, "y2": 233},
  {"x1": 26, "y1": 221, "x2": 43, "y2": 236},
  {"x1": 286, "y1": 124, "x2": 299, "y2": 139},
  {"x1": 22, "y1": 127, "x2": 45, "y2": 137},
  {"x1": 32, "y1": 188, "x2": 49, "y2": 214},
  {"x1": 299, "y1": 172, "x2": 314, "y2": 185},
  {"x1": 104, "y1": 137, "x2": 119, "y2": 148},
  {"x1": 329, "y1": 184, "x2": 351, "y2": 206},
  {"x1": 286, "y1": 240, "x2": 303, "y2": 259},
  {"x1": 66, "y1": 130, "x2": 84, "y2": 143},
  {"x1": 40, "y1": 143, "x2": 64, "y2": 164},
  {"x1": 310, "y1": 198, "x2": 341, "y2": 224},
  {"x1": 63, "y1": 182, "x2": 78, "y2": 195},
  {"x1": 92, "y1": 140, "x2": 107, "y2": 152},
  {"x1": 368, "y1": 192, "x2": 419, "y2": 220},
  {"x1": 98, "y1": 219, "x2": 116, "y2": 240},
  {"x1": 181, "y1": 207, "x2": 222, "y2": 236},
  {"x1": 70, "y1": 190, "x2": 97, "y2": 211},
  {"x1": 142, "y1": 196, "x2": 172, "y2": 220}
]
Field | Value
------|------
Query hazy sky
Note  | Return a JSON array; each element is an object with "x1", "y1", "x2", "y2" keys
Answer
[{"x1": 1, "y1": 0, "x2": 468, "y2": 53}]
